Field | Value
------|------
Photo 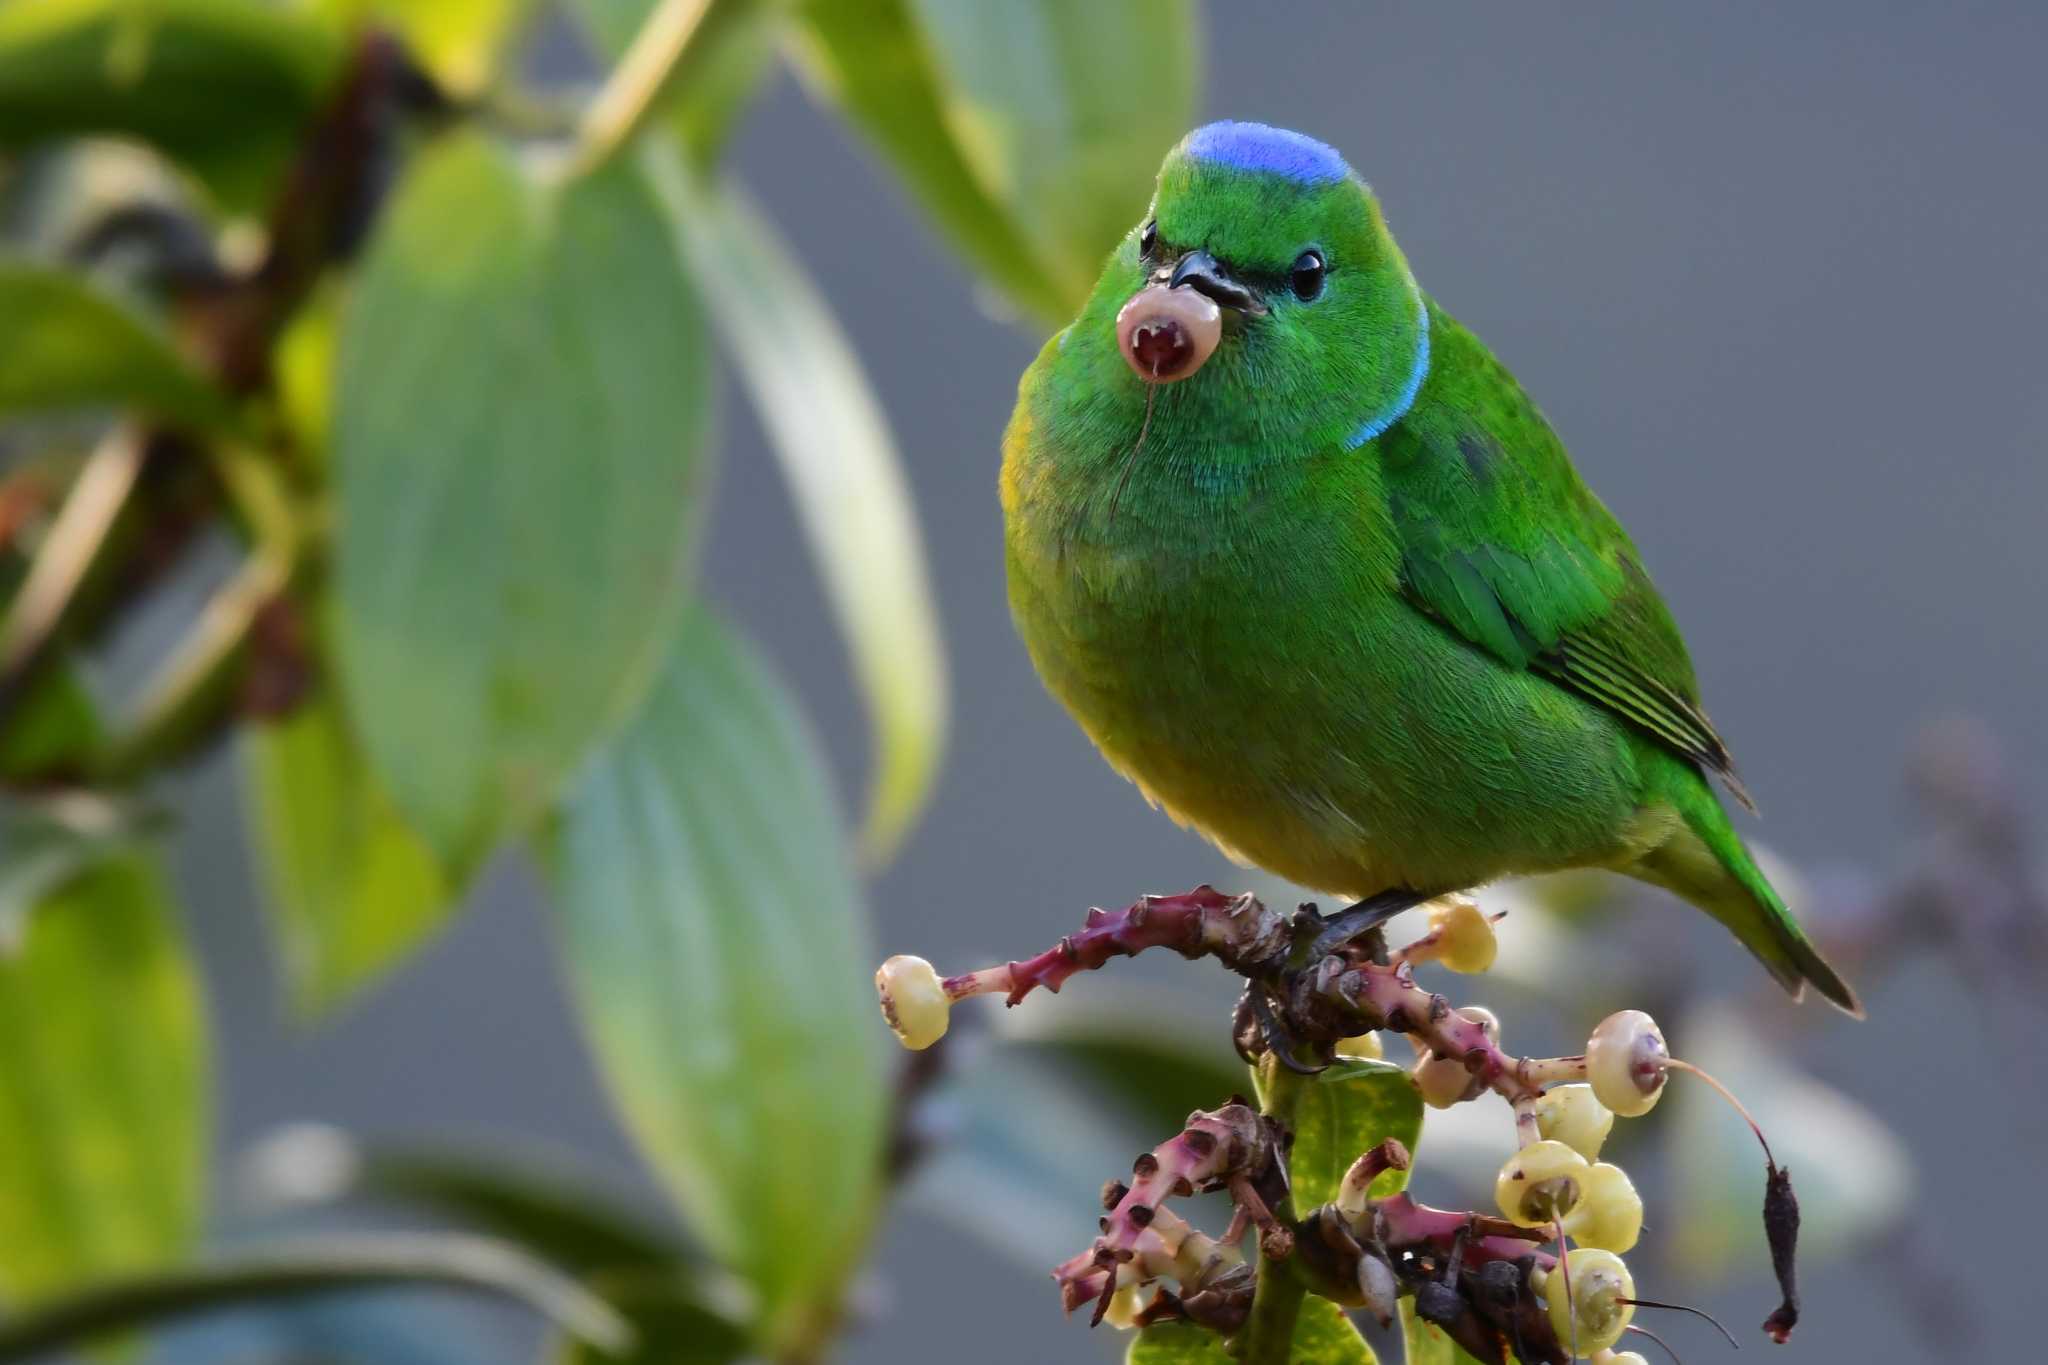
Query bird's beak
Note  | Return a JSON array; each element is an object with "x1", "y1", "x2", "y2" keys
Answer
[{"x1": 1166, "y1": 250, "x2": 1266, "y2": 316}]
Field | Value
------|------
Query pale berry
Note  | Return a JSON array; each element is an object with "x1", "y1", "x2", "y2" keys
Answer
[
  {"x1": 1494, "y1": 1139, "x2": 1589, "y2": 1227},
  {"x1": 1535, "y1": 1083, "x2": 1615, "y2": 1159},
  {"x1": 1426, "y1": 894, "x2": 1498, "y2": 973},
  {"x1": 875, "y1": 955, "x2": 950, "y2": 1050},
  {"x1": 1413, "y1": 1050, "x2": 1475, "y2": 1109},
  {"x1": 1586, "y1": 1010, "x2": 1667, "y2": 1117},
  {"x1": 1561, "y1": 1162, "x2": 1643, "y2": 1253},
  {"x1": 1544, "y1": 1247, "x2": 1635, "y2": 1355}
]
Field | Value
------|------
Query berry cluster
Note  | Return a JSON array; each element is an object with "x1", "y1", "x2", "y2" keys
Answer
[{"x1": 876, "y1": 888, "x2": 1796, "y2": 1362}]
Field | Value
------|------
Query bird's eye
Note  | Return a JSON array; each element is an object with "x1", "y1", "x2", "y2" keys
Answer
[
  {"x1": 1139, "y1": 220, "x2": 1158, "y2": 257},
  {"x1": 1289, "y1": 249, "x2": 1326, "y2": 301}
]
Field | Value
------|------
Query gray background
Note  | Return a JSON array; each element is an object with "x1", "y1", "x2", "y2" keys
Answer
[{"x1": 173, "y1": 3, "x2": 2046, "y2": 1361}]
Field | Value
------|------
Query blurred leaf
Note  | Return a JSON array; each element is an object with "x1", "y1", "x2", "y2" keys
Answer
[
  {"x1": 0, "y1": 0, "x2": 341, "y2": 208},
  {"x1": 906, "y1": 0, "x2": 1198, "y2": 306},
  {"x1": 147, "y1": 1285, "x2": 502, "y2": 1365},
  {"x1": 553, "y1": 1271, "x2": 748, "y2": 1365},
  {"x1": 334, "y1": 130, "x2": 711, "y2": 874},
  {"x1": 271, "y1": 278, "x2": 337, "y2": 465},
  {"x1": 789, "y1": 0, "x2": 1198, "y2": 323},
  {"x1": 1288, "y1": 1059, "x2": 1421, "y2": 1212},
  {"x1": 315, "y1": 0, "x2": 530, "y2": 96},
  {"x1": 1669, "y1": 1002, "x2": 1909, "y2": 1277},
  {"x1": 786, "y1": 0, "x2": 1065, "y2": 323},
  {"x1": 0, "y1": 792, "x2": 158, "y2": 953},
  {"x1": 908, "y1": 1045, "x2": 1149, "y2": 1272},
  {"x1": 648, "y1": 155, "x2": 947, "y2": 861},
  {"x1": 0, "y1": 657, "x2": 101, "y2": 781},
  {"x1": 242, "y1": 681, "x2": 452, "y2": 1016},
  {"x1": 1128, "y1": 1296, "x2": 1374, "y2": 1363},
  {"x1": 244, "y1": 1126, "x2": 694, "y2": 1279},
  {"x1": 0, "y1": 262, "x2": 228, "y2": 427},
  {"x1": 544, "y1": 606, "x2": 886, "y2": 1346},
  {"x1": 569, "y1": 0, "x2": 783, "y2": 168},
  {"x1": 0, "y1": 853, "x2": 206, "y2": 1302},
  {"x1": 0, "y1": 1232, "x2": 630, "y2": 1360},
  {"x1": 991, "y1": 985, "x2": 1248, "y2": 1138},
  {"x1": 1399, "y1": 1300, "x2": 1490, "y2": 1365}
]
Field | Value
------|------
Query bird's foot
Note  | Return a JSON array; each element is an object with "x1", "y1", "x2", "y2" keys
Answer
[
  {"x1": 1232, "y1": 982, "x2": 1334, "y2": 1074},
  {"x1": 1306, "y1": 888, "x2": 1428, "y2": 961}
]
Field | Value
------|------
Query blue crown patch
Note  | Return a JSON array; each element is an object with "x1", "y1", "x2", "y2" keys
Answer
[{"x1": 1183, "y1": 121, "x2": 1350, "y2": 185}]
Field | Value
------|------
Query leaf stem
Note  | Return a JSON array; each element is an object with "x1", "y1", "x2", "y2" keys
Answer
[
  {"x1": 1242, "y1": 1058, "x2": 1308, "y2": 1365},
  {"x1": 569, "y1": 0, "x2": 716, "y2": 178},
  {"x1": 0, "y1": 424, "x2": 146, "y2": 684}
]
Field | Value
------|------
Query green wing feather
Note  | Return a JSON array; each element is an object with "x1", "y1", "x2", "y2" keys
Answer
[{"x1": 1379, "y1": 308, "x2": 1753, "y2": 809}]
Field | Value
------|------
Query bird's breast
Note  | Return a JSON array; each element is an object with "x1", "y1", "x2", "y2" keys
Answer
[{"x1": 1001, "y1": 417, "x2": 1419, "y2": 891}]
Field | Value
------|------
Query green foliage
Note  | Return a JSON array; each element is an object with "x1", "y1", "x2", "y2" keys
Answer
[
  {"x1": 907, "y1": 0, "x2": 1200, "y2": 307},
  {"x1": 790, "y1": 0, "x2": 1197, "y2": 323},
  {"x1": 652, "y1": 157, "x2": 947, "y2": 860},
  {"x1": 333, "y1": 129, "x2": 710, "y2": 874},
  {"x1": 0, "y1": 794, "x2": 155, "y2": 949},
  {"x1": 0, "y1": 854, "x2": 206, "y2": 1303},
  {"x1": 552, "y1": 1273, "x2": 749, "y2": 1365},
  {"x1": 0, "y1": 658, "x2": 101, "y2": 781},
  {"x1": 315, "y1": 0, "x2": 532, "y2": 95},
  {"x1": 1288, "y1": 1059, "x2": 1422, "y2": 1210},
  {"x1": 569, "y1": 0, "x2": 783, "y2": 168},
  {"x1": 0, "y1": 262, "x2": 227, "y2": 428},
  {"x1": 0, "y1": 0, "x2": 1228, "y2": 1355},
  {"x1": 241, "y1": 682, "x2": 450, "y2": 1016},
  {"x1": 0, "y1": 1232, "x2": 631, "y2": 1359},
  {"x1": 1128, "y1": 1296, "x2": 1376, "y2": 1364},
  {"x1": 0, "y1": 0, "x2": 341, "y2": 208},
  {"x1": 544, "y1": 606, "x2": 886, "y2": 1349}
]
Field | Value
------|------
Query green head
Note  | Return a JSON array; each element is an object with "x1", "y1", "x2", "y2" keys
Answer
[{"x1": 1034, "y1": 122, "x2": 1429, "y2": 478}]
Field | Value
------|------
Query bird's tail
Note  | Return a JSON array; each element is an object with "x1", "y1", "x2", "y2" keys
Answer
[{"x1": 1635, "y1": 782, "x2": 1863, "y2": 1017}]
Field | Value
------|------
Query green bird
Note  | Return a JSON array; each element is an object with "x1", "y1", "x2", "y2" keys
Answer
[{"x1": 1001, "y1": 121, "x2": 1859, "y2": 1015}]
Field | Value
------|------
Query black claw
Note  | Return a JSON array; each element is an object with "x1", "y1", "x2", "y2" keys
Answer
[
  {"x1": 1307, "y1": 889, "x2": 1428, "y2": 961},
  {"x1": 1230, "y1": 988, "x2": 1261, "y2": 1064},
  {"x1": 1250, "y1": 990, "x2": 1327, "y2": 1075}
]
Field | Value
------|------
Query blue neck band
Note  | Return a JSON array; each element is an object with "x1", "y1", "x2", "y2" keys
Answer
[{"x1": 1344, "y1": 291, "x2": 1431, "y2": 449}]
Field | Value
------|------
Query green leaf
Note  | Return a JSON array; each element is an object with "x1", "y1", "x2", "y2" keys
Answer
[
  {"x1": 241, "y1": 681, "x2": 452, "y2": 1016},
  {"x1": 1288, "y1": 1059, "x2": 1422, "y2": 1212},
  {"x1": 553, "y1": 1272, "x2": 748, "y2": 1365},
  {"x1": 0, "y1": 1232, "x2": 631, "y2": 1360},
  {"x1": 1399, "y1": 1299, "x2": 1491, "y2": 1365},
  {"x1": 789, "y1": 0, "x2": 1199, "y2": 323},
  {"x1": 0, "y1": 793, "x2": 159, "y2": 952},
  {"x1": 0, "y1": 853, "x2": 207, "y2": 1302},
  {"x1": 647, "y1": 155, "x2": 947, "y2": 862},
  {"x1": 786, "y1": 0, "x2": 1065, "y2": 323},
  {"x1": 906, "y1": 0, "x2": 1199, "y2": 306},
  {"x1": 1128, "y1": 1296, "x2": 1374, "y2": 1363},
  {"x1": 544, "y1": 605, "x2": 886, "y2": 1346},
  {"x1": 314, "y1": 0, "x2": 531, "y2": 96},
  {"x1": 334, "y1": 130, "x2": 711, "y2": 874},
  {"x1": 0, "y1": 262, "x2": 228, "y2": 428},
  {"x1": 0, "y1": 658, "x2": 101, "y2": 782},
  {"x1": 0, "y1": 0, "x2": 341, "y2": 208}
]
